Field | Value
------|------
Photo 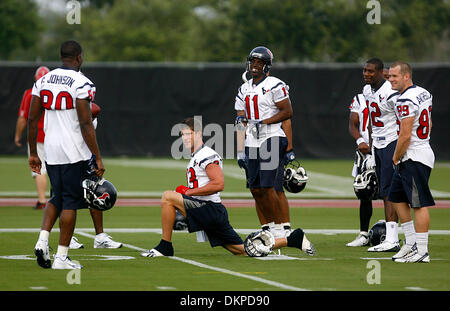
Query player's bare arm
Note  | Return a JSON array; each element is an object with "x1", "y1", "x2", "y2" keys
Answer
[
  {"x1": 14, "y1": 116, "x2": 27, "y2": 147},
  {"x1": 349, "y1": 111, "x2": 370, "y2": 154},
  {"x1": 185, "y1": 163, "x2": 224, "y2": 197},
  {"x1": 236, "y1": 110, "x2": 246, "y2": 153},
  {"x1": 76, "y1": 98, "x2": 105, "y2": 177},
  {"x1": 27, "y1": 95, "x2": 44, "y2": 174},
  {"x1": 281, "y1": 118, "x2": 293, "y2": 151},
  {"x1": 262, "y1": 98, "x2": 293, "y2": 125},
  {"x1": 392, "y1": 116, "x2": 414, "y2": 165}
]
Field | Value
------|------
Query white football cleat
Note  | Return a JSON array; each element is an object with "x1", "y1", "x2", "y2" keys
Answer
[
  {"x1": 394, "y1": 252, "x2": 430, "y2": 263},
  {"x1": 302, "y1": 235, "x2": 316, "y2": 256},
  {"x1": 368, "y1": 240, "x2": 400, "y2": 252},
  {"x1": 140, "y1": 248, "x2": 164, "y2": 258},
  {"x1": 392, "y1": 243, "x2": 417, "y2": 261},
  {"x1": 346, "y1": 233, "x2": 370, "y2": 247},
  {"x1": 52, "y1": 255, "x2": 83, "y2": 269},
  {"x1": 94, "y1": 233, "x2": 122, "y2": 249},
  {"x1": 69, "y1": 236, "x2": 84, "y2": 249},
  {"x1": 34, "y1": 239, "x2": 51, "y2": 269}
]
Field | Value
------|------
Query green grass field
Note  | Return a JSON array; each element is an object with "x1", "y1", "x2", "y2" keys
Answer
[{"x1": 0, "y1": 156, "x2": 449, "y2": 293}]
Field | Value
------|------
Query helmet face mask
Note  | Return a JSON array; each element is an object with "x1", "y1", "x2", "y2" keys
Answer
[
  {"x1": 283, "y1": 160, "x2": 308, "y2": 193},
  {"x1": 82, "y1": 177, "x2": 117, "y2": 211}
]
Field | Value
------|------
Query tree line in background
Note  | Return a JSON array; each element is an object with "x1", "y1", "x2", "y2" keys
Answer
[{"x1": 1, "y1": 0, "x2": 449, "y2": 63}]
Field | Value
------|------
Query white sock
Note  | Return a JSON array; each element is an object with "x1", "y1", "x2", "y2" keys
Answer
[
  {"x1": 56, "y1": 245, "x2": 69, "y2": 258},
  {"x1": 96, "y1": 232, "x2": 107, "y2": 239},
  {"x1": 401, "y1": 220, "x2": 416, "y2": 246},
  {"x1": 38, "y1": 230, "x2": 50, "y2": 242},
  {"x1": 385, "y1": 221, "x2": 399, "y2": 243},
  {"x1": 416, "y1": 232, "x2": 429, "y2": 255},
  {"x1": 274, "y1": 223, "x2": 283, "y2": 230},
  {"x1": 268, "y1": 222, "x2": 275, "y2": 230}
]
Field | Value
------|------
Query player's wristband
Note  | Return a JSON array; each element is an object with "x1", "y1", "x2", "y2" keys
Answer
[{"x1": 356, "y1": 137, "x2": 365, "y2": 146}]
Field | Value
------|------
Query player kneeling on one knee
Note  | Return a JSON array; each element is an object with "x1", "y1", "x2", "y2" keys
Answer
[{"x1": 140, "y1": 117, "x2": 316, "y2": 258}]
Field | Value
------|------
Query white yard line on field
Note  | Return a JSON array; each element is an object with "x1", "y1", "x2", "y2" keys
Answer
[{"x1": 74, "y1": 231, "x2": 310, "y2": 291}]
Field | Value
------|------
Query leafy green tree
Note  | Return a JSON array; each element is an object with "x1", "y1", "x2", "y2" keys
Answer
[{"x1": 0, "y1": 0, "x2": 43, "y2": 60}]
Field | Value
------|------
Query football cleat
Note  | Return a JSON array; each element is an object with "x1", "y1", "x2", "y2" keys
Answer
[
  {"x1": 394, "y1": 252, "x2": 430, "y2": 263},
  {"x1": 301, "y1": 235, "x2": 316, "y2": 256},
  {"x1": 346, "y1": 233, "x2": 370, "y2": 247},
  {"x1": 69, "y1": 236, "x2": 84, "y2": 249},
  {"x1": 52, "y1": 255, "x2": 83, "y2": 269},
  {"x1": 94, "y1": 233, "x2": 122, "y2": 249},
  {"x1": 34, "y1": 239, "x2": 51, "y2": 269},
  {"x1": 368, "y1": 240, "x2": 400, "y2": 252},
  {"x1": 140, "y1": 248, "x2": 165, "y2": 258},
  {"x1": 392, "y1": 243, "x2": 417, "y2": 261}
]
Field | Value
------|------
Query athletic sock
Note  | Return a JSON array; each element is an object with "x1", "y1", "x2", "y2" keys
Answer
[
  {"x1": 154, "y1": 239, "x2": 174, "y2": 256},
  {"x1": 287, "y1": 228, "x2": 305, "y2": 249},
  {"x1": 360, "y1": 231, "x2": 369, "y2": 238},
  {"x1": 385, "y1": 221, "x2": 399, "y2": 243},
  {"x1": 401, "y1": 220, "x2": 416, "y2": 246},
  {"x1": 56, "y1": 245, "x2": 69, "y2": 258},
  {"x1": 359, "y1": 199, "x2": 373, "y2": 232},
  {"x1": 416, "y1": 232, "x2": 429, "y2": 255},
  {"x1": 38, "y1": 230, "x2": 50, "y2": 242}
]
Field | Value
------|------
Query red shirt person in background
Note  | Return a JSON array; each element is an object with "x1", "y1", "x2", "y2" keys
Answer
[{"x1": 14, "y1": 66, "x2": 50, "y2": 210}]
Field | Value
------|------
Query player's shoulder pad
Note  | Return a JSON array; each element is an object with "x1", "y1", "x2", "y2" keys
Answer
[
  {"x1": 265, "y1": 76, "x2": 287, "y2": 89},
  {"x1": 398, "y1": 85, "x2": 431, "y2": 105},
  {"x1": 382, "y1": 80, "x2": 399, "y2": 98},
  {"x1": 197, "y1": 146, "x2": 222, "y2": 168},
  {"x1": 357, "y1": 93, "x2": 365, "y2": 103},
  {"x1": 362, "y1": 84, "x2": 372, "y2": 96}
]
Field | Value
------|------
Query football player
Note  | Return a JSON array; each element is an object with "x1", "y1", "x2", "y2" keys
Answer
[
  {"x1": 15, "y1": 68, "x2": 120, "y2": 249},
  {"x1": 15, "y1": 66, "x2": 50, "y2": 210},
  {"x1": 362, "y1": 58, "x2": 401, "y2": 252},
  {"x1": 389, "y1": 62, "x2": 434, "y2": 263},
  {"x1": 346, "y1": 93, "x2": 373, "y2": 247},
  {"x1": 29, "y1": 40, "x2": 105, "y2": 269},
  {"x1": 140, "y1": 117, "x2": 315, "y2": 257},
  {"x1": 234, "y1": 46, "x2": 297, "y2": 239}
]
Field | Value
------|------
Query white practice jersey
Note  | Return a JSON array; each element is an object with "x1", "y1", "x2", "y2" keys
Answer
[
  {"x1": 349, "y1": 93, "x2": 370, "y2": 144},
  {"x1": 394, "y1": 85, "x2": 435, "y2": 168},
  {"x1": 363, "y1": 80, "x2": 399, "y2": 149},
  {"x1": 187, "y1": 145, "x2": 223, "y2": 203},
  {"x1": 234, "y1": 76, "x2": 288, "y2": 147},
  {"x1": 32, "y1": 67, "x2": 96, "y2": 165}
]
